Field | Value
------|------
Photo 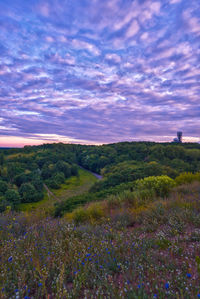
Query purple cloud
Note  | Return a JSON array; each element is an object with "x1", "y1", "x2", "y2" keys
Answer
[{"x1": 0, "y1": 0, "x2": 199, "y2": 146}]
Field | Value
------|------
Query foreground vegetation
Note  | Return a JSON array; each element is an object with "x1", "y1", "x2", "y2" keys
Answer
[{"x1": 0, "y1": 180, "x2": 200, "y2": 298}]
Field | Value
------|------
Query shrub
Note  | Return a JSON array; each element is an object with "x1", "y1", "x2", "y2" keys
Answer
[
  {"x1": 135, "y1": 175, "x2": 175, "y2": 197},
  {"x1": 0, "y1": 180, "x2": 8, "y2": 194},
  {"x1": 54, "y1": 172, "x2": 65, "y2": 184},
  {"x1": 0, "y1": 198, "x2": 10, "y2": 212},
  {"x1": 19, "y1": 183, "x2": 38, "y2": 202},
  {"x1": 175, "y1": 172, "x2": 200, "y2": 185},
  {"x1": 71, "y1": 164, "x2": 78, "y2": 176},
  {"x1": 46, "y1": 179, "x2": 60, "y2": 189},
  {"x1": 67, "y1": 202, "x2": 104, "y2": 224},
  {"x1": 70, "y1": 207, "x2": 89, "y2": 224},
  {"x1": 87, "y1": 202, "x2": 104, "y2": 222},
  {"x1": 5, "y1": 189, "x2": 21, "y2": 205}
]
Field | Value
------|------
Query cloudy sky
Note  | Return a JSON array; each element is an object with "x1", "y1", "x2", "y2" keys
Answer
[{"x1": 0, "y1": 0, "x2": 199, "y2": 146}]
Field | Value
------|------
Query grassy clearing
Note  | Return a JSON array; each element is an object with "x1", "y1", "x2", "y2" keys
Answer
[
  {"x1": 18, "y1": 168, "x2": 97, "y2": 213},
  {"x1": 52, "y1": 168, "x2": 97, "y2": 200},
  {"x1": 18, "y1": 191, "x2": 50, "y2": 212}
]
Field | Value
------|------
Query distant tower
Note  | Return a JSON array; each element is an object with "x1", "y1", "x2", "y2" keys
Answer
[{"x1": 177, "y1": 131, "x2": 182, "y2": 143}]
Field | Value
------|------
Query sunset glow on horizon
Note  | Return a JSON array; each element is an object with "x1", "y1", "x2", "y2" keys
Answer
[{"x1": 0, "y1": 0, "x2": 200, "y2": 146}]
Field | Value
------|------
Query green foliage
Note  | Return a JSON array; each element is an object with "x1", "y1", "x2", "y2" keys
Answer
[
  {"x1": 0, "y1": 198, "x2": 10, "y2": 212},
  {"x1": 5, "y1": 189, "x2": 21, "y2": 204},
  {"x1": 7, "y1": 163, "x2": 25, "y2": 182},
  {"x1": 155, "y1": 238, "x2": 172, "y2": 249},
  {"x1": 19, "y1": 183, "x2": 39, "y2": 203},
  {"x1": 55, "y1": 160, "x2": 71, "y2": 178},
  {"x1": 0, "y1": 180, "x2": 8, "y2": 194},
  {"x1": 69, "y1": 207, "x2": 89, "y2": 224},
  {"x1": 54, "y1": 172, "x2": 65, "y2": 184},
  {"x1": 135, "y1": 175, "x2": 175, "y2": 197},
  {"x1": 67, "y1": 202, "x2": 104, "y2": 224},
  {"x1": 1, "y1": 141, "x2": 200, "y2": 212},
  {"x1": 14, "y1": 173, "x2": 29, "y2": 187},
  {"x1": 71, "y1": 164, "x2": 78, "y2": 176},
  {"x1": 175, "y1": 172, "x2": 200, "y2": 185},
  {"x1": 0, "y1": 153, "x2": 4, "y2": 165}
]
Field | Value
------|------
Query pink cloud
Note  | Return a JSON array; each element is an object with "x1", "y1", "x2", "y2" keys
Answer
[
  {"x1": 72, "y1": 39, "x2": 100, "y2": 56},
  {"x1": 126, "y1": 20, "x2": 139, "y2": 38}
]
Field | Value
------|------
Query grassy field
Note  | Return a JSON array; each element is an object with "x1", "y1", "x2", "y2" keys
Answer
[
  {"x1": 18, "y1": 167, "x2": 97, "y2": 213},
  {"x1": 52, "y1": 168, "x2": 97, "y2": 200}
]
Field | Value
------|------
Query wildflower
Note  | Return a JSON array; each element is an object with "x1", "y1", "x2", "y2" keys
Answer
[
  {"x1": 198, "y1": 294, "x2": 200, "y2": 298},
  {"x1": 165, "y1": 282, "x2": 169, "y2": 289},
  {"x1": 8, "y1": 256, "x2": 12, "y2": 262},
  {"x1": 138, "y1": 284, "x2": 141, "y2": 288},
  {"x1": 186, "y1": 273, "x2": 192, "y2": 278},
  {"x1": 38, "y1": 283, "x2": 42, "y2": 287}
]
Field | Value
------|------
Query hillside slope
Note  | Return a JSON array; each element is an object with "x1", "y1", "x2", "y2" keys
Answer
[{"x1": 0, "y1": 181, "x2": 200, "y2": 298}]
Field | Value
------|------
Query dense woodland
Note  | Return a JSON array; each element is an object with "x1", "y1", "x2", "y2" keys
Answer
[{"x1": 0, "y1": 141, "x2": 200, "y2": 213}]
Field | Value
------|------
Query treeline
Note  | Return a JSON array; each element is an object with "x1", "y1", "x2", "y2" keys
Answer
[
  {"x1": 76, "y1": 142, "x2": 200, "y2": 193},
  {"x1": 0, "y1": 144, "x2": 78, "y2": 212}
]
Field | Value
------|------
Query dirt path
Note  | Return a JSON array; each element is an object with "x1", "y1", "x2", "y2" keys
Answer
[
  {"x1": 43, "y1": 184, "x2": 60, "y2": 201},
  {"x1": 78, "y1": 165, "x2": 103, "y2": 180}
]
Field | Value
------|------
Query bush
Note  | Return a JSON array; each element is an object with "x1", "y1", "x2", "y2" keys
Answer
[
  {"x1": 67, "y1": 202, "x2": 104, "y2": 224},
  {"x1": 71, "y1": 164, "x2": 78, "y2": 176},
  {"x1": 0, "y1": 197, "x2": 10, "y2": 212},
  {"x1": 135, "y1": 175, "x2": 175, "y2": 197},
  {"x1": 87, "y1": 202, "x2": 104, "y2": 222},
  {"x1": 46, "y1": 179, "x2": 60, "y2": 189},
  {"x1": 5, "y1": 189, "x2": 21, "y2": 205},
  {"x1": 70, "y1": 207, "x2": 89, "y2": 224},
  {"x1": 14, "y1": 173, "x2": 29, "y2": 187},
  {"x1": 0, "y1": 180, "x2": 8, "y2": 194},
  {"x1": 19, "y1": 183, "x2": 38, "y2": 203},
  {"x1": 175, "y1": 172, "x2": 200, "y2": 185},
  {"x1": 54, "y1": 172, "x2": 65, "y2": 184},
  {"x1": 55, "y1": 161, "x2": 71, "y2": 178}
]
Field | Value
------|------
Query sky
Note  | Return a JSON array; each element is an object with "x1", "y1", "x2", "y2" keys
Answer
[{"x1": 0, "y1": 0, "x2": 200, "y2": 147}]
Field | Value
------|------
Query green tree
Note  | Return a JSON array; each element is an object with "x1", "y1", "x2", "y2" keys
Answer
[
  {"x1": 54, "y1": 172, "x2": 65, "y2": 184},
  {"x1": 5, "y1": 189, "x2": 21, "y2": 205},
  {"x1": 55, "y1": 161, "x2": 71, "y2": 178},
  {"x1": 0, "y1": 180, "x2": 8, "y2": 194},
  {"x1": 19, "y1": 183, "x2": 38, "y2": 203},
  {"x1": 14, "y1": 173, "x2": 28, "y2": 187},
  {"x1": 0, "y1": 153, "x2": 4, "y2": 166}
]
